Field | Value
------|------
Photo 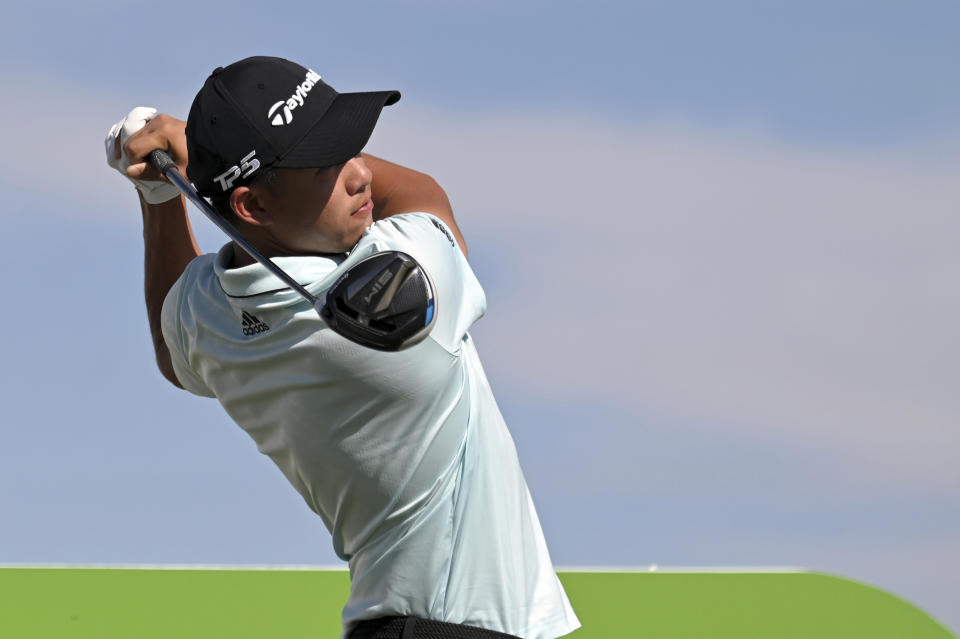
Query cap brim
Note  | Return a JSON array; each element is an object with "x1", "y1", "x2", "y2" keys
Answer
[{"x1": 277, "y1": 90, "x2": 400, "y2": 168}]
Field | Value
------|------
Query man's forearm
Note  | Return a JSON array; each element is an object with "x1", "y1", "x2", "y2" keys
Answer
[
  {"x1": 141, "y1": 191, "x2": 201, "y2": 385},
  {"x1": 363, "y1": 154, "x2": 468, "y2": 256}
]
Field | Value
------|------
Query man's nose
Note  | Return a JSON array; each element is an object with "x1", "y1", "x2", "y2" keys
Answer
[{"x1": 344, "y1": 155, "x2": 372, "y2": 193}]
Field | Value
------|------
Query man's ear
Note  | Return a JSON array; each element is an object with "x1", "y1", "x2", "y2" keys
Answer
[{"x1": 230, "y1": 186, "x2": 272, "y2": 226}]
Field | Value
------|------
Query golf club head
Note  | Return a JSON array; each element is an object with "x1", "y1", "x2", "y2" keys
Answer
[{"x1": 322, "y1": 251, "x2": 436, "y2": 351}]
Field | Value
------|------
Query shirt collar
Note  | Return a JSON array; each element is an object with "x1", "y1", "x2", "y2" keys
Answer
[
  {"x1": 214, "y1": 242, "x2": 346, "y2": 299},
  {"x1": 212, "y1": 233, "x2": 384, "y2": 303}
]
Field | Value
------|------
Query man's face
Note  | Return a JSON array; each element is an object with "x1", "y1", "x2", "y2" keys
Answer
[{"x1": 252, "y1": 155, "x2": 375, "y2": 254}]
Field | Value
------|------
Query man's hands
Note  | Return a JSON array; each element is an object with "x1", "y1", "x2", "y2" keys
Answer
[
  {"x1": 105, "y1": 107, "x2": 198, "y2": 389},
  {"x1": 105, "y1": 107, "x2": 188, "y2": 203}
]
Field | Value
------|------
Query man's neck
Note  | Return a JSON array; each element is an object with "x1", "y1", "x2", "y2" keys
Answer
[{"x1": 229, "y1": 242, "x2": 258, "y2": 268}]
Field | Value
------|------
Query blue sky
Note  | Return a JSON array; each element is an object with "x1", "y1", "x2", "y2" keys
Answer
[{"x1": 1, "y1": 0, "x2": 958, "y2": 634}]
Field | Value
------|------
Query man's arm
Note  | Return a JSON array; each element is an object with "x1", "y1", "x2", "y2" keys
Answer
[
  {"x1": 118, "y1": 114, "x2": 200, "y2": 388},
  {"x1": 140, "y1": 193, "x2": 200, "y2": 388},
  {"x1": 363, "y1": 154, "x2": 468, "y2": 257}
]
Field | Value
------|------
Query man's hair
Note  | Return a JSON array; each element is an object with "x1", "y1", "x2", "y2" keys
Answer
[{"x1": 207, "y1": 167, "x2": 283, "y2": 226}]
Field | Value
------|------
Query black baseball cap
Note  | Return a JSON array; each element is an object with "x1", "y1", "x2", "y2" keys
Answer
[{"x1": 186, "y1": 56, "x2": 400, "y2": 197}]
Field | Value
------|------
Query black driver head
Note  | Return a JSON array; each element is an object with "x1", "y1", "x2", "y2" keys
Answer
[{"x1": 321, "y1": 251, "x2": 436, "y2": 351}]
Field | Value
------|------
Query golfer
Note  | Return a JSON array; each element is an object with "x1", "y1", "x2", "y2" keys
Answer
[{"x1": 105, "y1": 56, "x2": 580, "y2": 639}]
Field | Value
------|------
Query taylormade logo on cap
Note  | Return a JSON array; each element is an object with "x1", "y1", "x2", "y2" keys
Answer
[{"x1": 267, "y1": 69, "x2": 322, "y2": 126}]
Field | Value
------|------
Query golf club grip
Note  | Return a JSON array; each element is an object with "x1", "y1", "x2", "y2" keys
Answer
[{"x1": 147, "y1": 149, "x2": 178, "y2": 177}]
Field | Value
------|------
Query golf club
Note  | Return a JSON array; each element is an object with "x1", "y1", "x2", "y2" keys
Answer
[{"x1": 147, "y1": 149, "x2": 436, "y2": 351}]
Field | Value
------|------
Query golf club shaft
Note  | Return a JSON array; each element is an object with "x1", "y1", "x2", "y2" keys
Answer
[{"x1": 147, "y1": 150, "x2": 324, "y2": 314}]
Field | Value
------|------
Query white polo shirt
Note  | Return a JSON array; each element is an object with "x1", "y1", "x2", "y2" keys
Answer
[{"x1": 161, "y1": 213, "x2": 580, "y2": 639}]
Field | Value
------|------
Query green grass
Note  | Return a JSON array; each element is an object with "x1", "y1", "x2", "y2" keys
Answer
[
  {"x1": 0, "y1": 568, "x2": 954, "y2": 638},
  {"x1": 560, "y1": 571, "x2": 956, "y2": 638}
]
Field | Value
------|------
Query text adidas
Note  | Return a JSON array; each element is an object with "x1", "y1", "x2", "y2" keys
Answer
[{"x1": 241, "y1": 311, "x2": 270, "y2": 336}]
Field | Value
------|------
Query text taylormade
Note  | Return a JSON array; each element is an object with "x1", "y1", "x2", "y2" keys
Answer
[{"x1": 268, "y1": 70, "x2": 322, "y2": 126}]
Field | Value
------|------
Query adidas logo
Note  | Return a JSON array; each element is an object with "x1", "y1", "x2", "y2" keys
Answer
[{"x1": 241, "y1": 311, "x2": 270, "y2": 336}]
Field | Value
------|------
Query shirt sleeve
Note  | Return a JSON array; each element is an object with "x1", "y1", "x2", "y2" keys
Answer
[
  {"x1": 367, "y1": 213, "x2": 486, "y2": 354},
  {"x1": 160, "y1": 269, "x2": 216, "y2": 397}
]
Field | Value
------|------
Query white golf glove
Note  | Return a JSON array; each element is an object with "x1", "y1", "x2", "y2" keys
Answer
[{"x1": 105, "y1": 106, "x2": 181, "y2": 204}]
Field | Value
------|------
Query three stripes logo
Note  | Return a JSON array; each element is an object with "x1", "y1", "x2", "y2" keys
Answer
[{"x1": 241, "y1": 311, "x2": 270, "y2": 336}]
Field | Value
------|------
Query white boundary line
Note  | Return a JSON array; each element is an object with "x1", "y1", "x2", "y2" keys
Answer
[
  {"x1": 0, "y1": 563, "x2": 805, "y2": 573},
  {"x1": 556, "y1": 565, "x2": 807, "y2": 573}
]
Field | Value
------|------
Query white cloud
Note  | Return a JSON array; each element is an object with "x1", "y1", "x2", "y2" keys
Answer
[
  {"x1": 368, "y1": 107, "x2": 960, "y2": 493},
  {"x1": 0, "y1": 71, "x2": 191, "y2": 220},
  {"x1": 4, "y1": 72, "x2": 958, "y2": 493}
]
